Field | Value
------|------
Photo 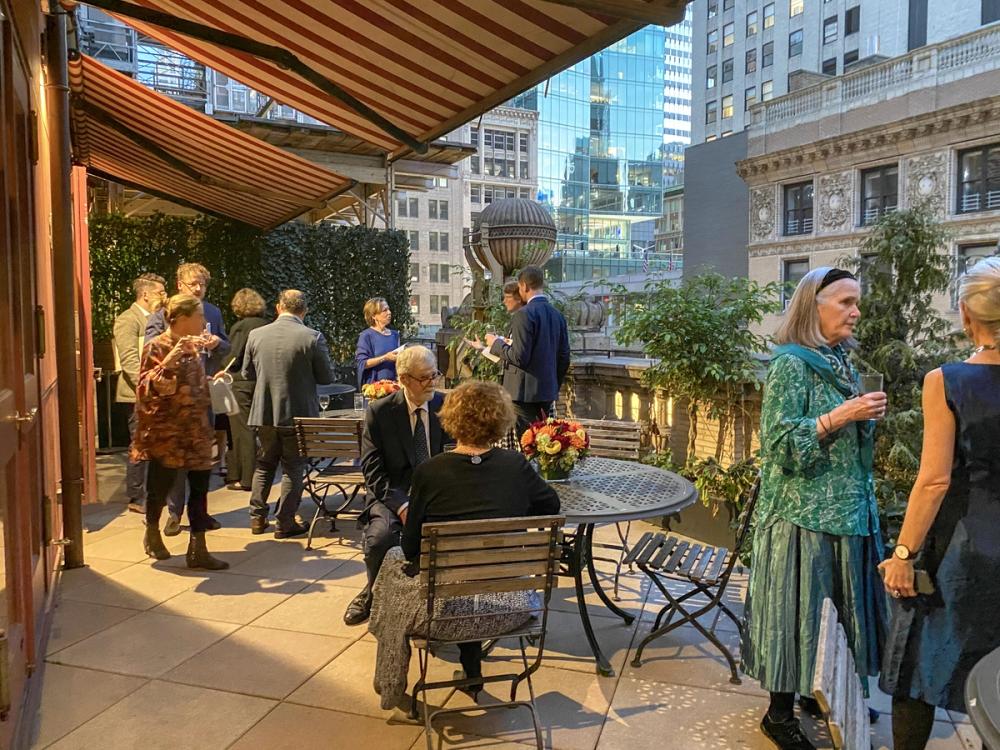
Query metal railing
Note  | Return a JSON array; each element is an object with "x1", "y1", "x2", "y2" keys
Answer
[
  {"x1": 749, "y1": 24, "x2": 1000, "y2": 134},
  {"x1": 77, "y1": 17, "x2": 136, "y2": 68}
]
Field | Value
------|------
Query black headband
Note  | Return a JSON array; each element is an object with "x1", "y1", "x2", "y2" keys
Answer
[{"x1": 818, "y1": 268, "x2": 856, "y2": 292}]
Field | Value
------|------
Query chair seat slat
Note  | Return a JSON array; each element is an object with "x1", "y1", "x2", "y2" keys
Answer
[
  {"x1": 701, "y1": 547, "x2": 729, "y2": 582},
  {"x1": 649, "y1": 535, "x2": 679, "y2": 568},
  {"x1": 635, "y1": 533, "x2": 665, "y2": 566},
  {"x1": 677, "y1": 544, "x2": 703, "y2": 576},
  {"x1": 689, "y1": 546, "x2": 716, "y2": 581},
  {"x1": 663, "y1": 540, "x2": 689, "y2": 572},
  {"x1": 623, "y1": 531, "x2": 654, "y2": 565}
]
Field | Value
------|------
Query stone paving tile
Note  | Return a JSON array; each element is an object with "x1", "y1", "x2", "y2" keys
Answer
[
  {"x1": 164, "y1": 626, "x2": 352, "y2": 699},
  {"x1": 46, "y1": 680, "x2": 274, "y2": 750},
  {"x1": 59, "y1": 561, "x2": 209, "y2": 611},
  {"x1": 226, "y1": 539, "x2": 357, "y2": 581},
  {"x1": 27, "y1": 664, "x2": 146, "y2": 749},
  {"x1": 153, "y1": 572, "x2": 310, "y2": 624},
  {"x1": 48, "y1": 611, "x2": 238, "y2": 678},
  {"x1": 56, "y1": 557, "x2": 135, "y2": 594},
  {"x1": 228, "y1": 702, "x2": 422, "y2": 750},
  {"x1": 45, "y1": 599, "x2": 139, "y2": 655},
  {"x1": 251, "y1": 578, "x2": 372, "y2": 639}
]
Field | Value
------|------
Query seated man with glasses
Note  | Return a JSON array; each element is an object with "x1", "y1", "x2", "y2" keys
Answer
[{"x1": 344, "y1": 345, "x2": 451, "y2": 626}]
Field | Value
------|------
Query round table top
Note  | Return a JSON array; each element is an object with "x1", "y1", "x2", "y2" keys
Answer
[
  {"x1": 966, "y1": 646, "x2": 1000, "y2": 750},
  {"x1": 317, "y1": 384, "x2": 356, "y2": 396},
  {"x1": 548, "y1": 457, "x2": 699, "y2": 526}
]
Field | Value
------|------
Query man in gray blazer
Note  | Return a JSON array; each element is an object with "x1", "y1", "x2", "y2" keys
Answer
[
  {"x1": 243, "y1": 289, "x2": 335, "y2": 537},
  {"x1": 113, "y1": 272, "x2": 166, "y2": 512}
]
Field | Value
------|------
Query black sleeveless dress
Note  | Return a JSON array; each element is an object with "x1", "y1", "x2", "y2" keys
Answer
[{"x1": 881, "y1": 362, "x2": 1000, "y2": 711}]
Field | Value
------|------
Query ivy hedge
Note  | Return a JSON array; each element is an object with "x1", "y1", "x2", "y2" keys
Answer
[{"x1": 89, "y1": 213, "x2": 414, "y2": 364}]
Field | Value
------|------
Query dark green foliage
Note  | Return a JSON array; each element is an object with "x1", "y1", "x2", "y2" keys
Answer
[
  {"x1": 843, "y1": 207, "x2": 966, "y2": 543},
  {"x1": 88, "y1": 213, "x2": 414, "y2": 365}
]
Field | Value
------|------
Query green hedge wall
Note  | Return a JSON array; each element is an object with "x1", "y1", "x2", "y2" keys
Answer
[{"x1": 88, "y1": 213, "x2": 414, "y2": 363}]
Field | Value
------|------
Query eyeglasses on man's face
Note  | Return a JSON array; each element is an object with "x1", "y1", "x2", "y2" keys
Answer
[{"x1": 406, "y1": 370, "x2": 442, "y2": 386}]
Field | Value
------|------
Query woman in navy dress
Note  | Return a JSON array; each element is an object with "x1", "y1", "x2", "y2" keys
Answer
[
  {"x1": 355, "y1": 297, "x2": 400, "y2": 388},
  {"x1": 880, "y1": 257, "x2": 1000, "y2": 749}
]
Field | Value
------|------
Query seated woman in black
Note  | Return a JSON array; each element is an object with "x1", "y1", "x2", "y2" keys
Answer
[{"x1": 369, "y1": 380, "x2": 560, "y2": 712}]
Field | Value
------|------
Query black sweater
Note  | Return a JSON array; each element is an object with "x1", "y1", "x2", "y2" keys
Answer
[{"x1": 401, "y1": 448, "x2": 561, "y2": 562}]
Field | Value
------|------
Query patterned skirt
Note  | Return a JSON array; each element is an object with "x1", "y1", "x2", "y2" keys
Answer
[
  {"x1": 369, "y1": 547, "x2": 536, "y2": 710},
  {"x1": 741, "y1": 518, "x2": 888, "y2": 696}
]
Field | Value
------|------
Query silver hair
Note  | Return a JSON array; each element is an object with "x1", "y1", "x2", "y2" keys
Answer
[
  {"x1": 959, "y1": 257, "x2": 1000, "y2": 342},
  {"x1": 396, "y1": 345, "x2": 436, "y2": 376},
  {"x1": 773, "y1": 266, "x2": 858, "y2": 349}
]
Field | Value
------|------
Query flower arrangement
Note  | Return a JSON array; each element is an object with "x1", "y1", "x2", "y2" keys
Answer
[
  {"x1": 362, "y1": 379, "x2": 400, "y2": 400},
  {"x1": 520, "y1": 417, "x2": 590, "y2": 480}
]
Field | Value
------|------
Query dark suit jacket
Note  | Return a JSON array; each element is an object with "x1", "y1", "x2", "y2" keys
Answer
[
  {"x1": 361, "y1": 389, "x2": 449, "y2": 515},
  {"x1": 145, "y1": 301, "x2": 231, "y2": 375},
  {"x1": 242, "y1": 314, "x2": 335, "y2": 427},
  {"x1": 489, "y1": 295, "x2": 570, "y2": 403},
  {"x1": 228, "y1": 316, "x2": 269, "y2": 380}
]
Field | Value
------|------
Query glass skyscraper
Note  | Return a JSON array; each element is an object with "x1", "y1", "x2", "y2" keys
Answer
[{"x1": 512, "y1": 21, "x2": 690, "y2": 282}]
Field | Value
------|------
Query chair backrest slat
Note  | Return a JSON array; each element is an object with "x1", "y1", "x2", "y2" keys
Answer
[
  {"x1": 295, "y1": 417, "x2": 363, "y2": 461},
  {"x1": 422, "y1": 559, "x2": 551, "y2": 586},
  {"x1": 573, "y1": 418, "x2": 643, "y2": 460},
  {"x1": 423, "y1": 546, "x2": 552, "y2": 569},
  {"x1": 421, "y1": 529, "x2": 554, "y2": 553},
  {"x1": 423, "y1": 516, "x2": 562, "y2": 537},
  {"x1": 432, "y1": 577, "x2": 549, "y2": 598}
]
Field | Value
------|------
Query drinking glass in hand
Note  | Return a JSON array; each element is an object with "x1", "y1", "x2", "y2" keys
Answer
[
  {"x1": 318, "y1": 395, "x2": 330, "y2": 412},
  {"x1": 860, "y1": 373, "x2": 884, "y2": 395}
]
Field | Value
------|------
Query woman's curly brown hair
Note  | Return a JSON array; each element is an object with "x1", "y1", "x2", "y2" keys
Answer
[
  {"x1": 231, "y1": 288, "x2": 266, "y2": 318},
  {"x1": 439, "y1": 381, "x2": 515, "y2": 447}
]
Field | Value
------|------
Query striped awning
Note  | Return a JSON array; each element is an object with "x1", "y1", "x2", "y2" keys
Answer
[
  {"x1": 69, "y1": 54, "x2": 352, "y2": 228},
  {"x1": 72, "y1": 0, "x2": 687, "y2": 157}
]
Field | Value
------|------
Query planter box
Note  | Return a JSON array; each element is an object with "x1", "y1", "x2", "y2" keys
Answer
[{"x1": 663, "y1": 497, "x2": 737, "y2": 549}]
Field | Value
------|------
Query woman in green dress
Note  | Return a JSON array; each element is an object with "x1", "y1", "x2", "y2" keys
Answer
[{"x1": 742, "y1": 267, "x2": 889, "y2": 750}]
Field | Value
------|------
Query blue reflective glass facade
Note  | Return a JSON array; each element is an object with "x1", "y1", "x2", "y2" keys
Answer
[{"x1": 512, "y1": 24, "x2": 690, "y2": 282}]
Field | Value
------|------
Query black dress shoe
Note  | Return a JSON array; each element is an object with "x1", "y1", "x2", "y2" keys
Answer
[
  {"x1": 251, "y1": 517, "x2": 270, "y2": 535},
  {"x1": 343, "y1": 589, "x2": 372, "y2": 625},
  {"x1": 274, "y1": 521, "x2": 309, "y2": 539},
  {"x1": 760, "y1": 715, "x2": 816, "y2": 750},
  {"x1": 797, "y1": 696, "x2": 823, "y2": 718},
  {"x1": 205, "y1": 515, "x2": 222, "y2": 531}
]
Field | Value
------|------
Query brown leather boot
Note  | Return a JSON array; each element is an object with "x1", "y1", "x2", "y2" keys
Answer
[
  {"x1": 143, "y1": 524, "x2": 171, "y2": 561},
  {"x1": 186, "y1": 531, "x2": 229, "y2": 570}
]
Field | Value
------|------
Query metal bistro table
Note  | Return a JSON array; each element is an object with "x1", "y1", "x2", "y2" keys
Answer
[{"x1": 548, "y1": 457, "x2": 698, "y2": 676}]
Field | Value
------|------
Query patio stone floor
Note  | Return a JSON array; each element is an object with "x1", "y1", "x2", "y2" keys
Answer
[{"x1": 27, "y1": 455, "x2": 982, "y2": 749}]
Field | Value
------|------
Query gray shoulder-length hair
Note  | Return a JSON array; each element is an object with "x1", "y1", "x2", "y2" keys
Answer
[{"x1": 773, "y1": 266, "x2": 858, "y2": 349}]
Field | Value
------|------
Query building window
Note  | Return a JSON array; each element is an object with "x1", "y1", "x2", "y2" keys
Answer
[
  {"x1": 440, "y1": 264, "x2": 450, "y2": 283},
  {"x1": 408, "y1": 230, "x2": 419, "y2": 250},
  {"x1": 724, "y1": 0, "x2": 734, "y2": 10},
  {"x1": 784, "y1": 181, "x2": 814, "y2": 235},
  {"x1": 762, "y1": 41, "x2": 774, "y2": 67},
  {"x1": 954, "y1": 244, "x2": 996, "y2": 306},
  {"x1": 428, "y1": 199, "x2": 438, "y2": 219},
  {"x1": 439, "y1": 232, "x2": 449, "y2": 252},
  {"x1": 985, "y1": 0, "x2": 1000, "y2": 24},
  {"x1": 707, "y1": 29, "x2": 718, "y2": 54},
  {"x1": 519, "y1": 132, "x2": 529, "y2": 152},
  {"x1": 844, "y1": 49, "x2": 859, "y2": 66},
  {"x1": 429, "y1": 264, "x2": 438, "y2": 283},
  {"x1": 861, "y1": 164, "x2": 899, "y2": 225},
  {"x1": 823, "y1": 16, "x2": 838, "y2": 43},
  {"x1": 471, "y1": 185, "x2": 481, "y2": 203},
  {"x1": 747, "y1": 10, "x2": 758, "y2": 35},
  {"x1": 410, "y1": 295, "x2": 420, "y2": 315},
  {"x1": 722, "y1": 58, "x2": 734, "y2": 83},
  {"x1": 762, "y1": 79, "x2": 774, "y2": 100},
  {"x1": 723, "y1": 22, "x2": 735, "y2": 46},
  {"x1": 429, "y1": 232, "x2": 438, "y2": 252},
  {"x1": 789, "y1": 29, "x2": 804, "y2": 57},
  {"x1": 783, "y1": 259, "x2": 810, "y2": 306},
  {"x1": 764, "y1": 2, "x2": 775, "y2": 28},
  {"x1": 708, "y1": 0, "x2": 718, "y2": 18},
  {"x1": 790, "y1": 0, "x2": 804, "y2": 17},
  {"x1": 958, "y1": 143, "x2": 1000, "y2": 213},
  {"x1": 409, "y1": 263, "x2": 420, "y2": 282},
  {"x1": 746, "y1": 48, "x2": 758, "y2": 73},
  {"x1": 722, "y1": 95, "x2": 734, "y2": 119},
  {"x1": 706, "y1": 100, "x2": 718, "y2": 124},
  {"x1": 845, "y1": 5, "x2": 861, "y2": 34},
  {"x1": 471, "y1": 156, "x2": 480, "y2": 174},
  {"x1": 439, "y1": 200, "x2": 449, "y2": 220},
  {"x1": 430, "y1": 295, "x2": 440, "y2": 315},
  {"x1": 470, "y1": 126, "x2": 479, "y2": 146},
  {"x1": 707, "y1": 64, "x2": 718, "y2": 88},
  {"x1": 520, "y1": 160, "x2": 529, "y2": 179},
  {"x1": 822, "y1": 57, "x2": 837, "y2": 75},
  {"x1": 745, "y1": 86, "x2": 757, "y2": 109},
  {"x1": 519, "y1": 187, "x2": 531, "y2": 199}
]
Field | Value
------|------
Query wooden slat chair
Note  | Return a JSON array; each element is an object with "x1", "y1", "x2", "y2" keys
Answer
[
  {"x1": 626, "y1": 476, "x2": 761, "y2": 684},
  {"x1": 812, "y1": 597, "x2": 872, "y2": 749},
  {"x1": 573, "y1": 418, "x2": 645, "y2": 600},
  {"x1": 293, "y1": 417, "x2": 366, "y2": 550},
  {"x1": 409, "y1": 515, "x2": 565, "y2": 750}
]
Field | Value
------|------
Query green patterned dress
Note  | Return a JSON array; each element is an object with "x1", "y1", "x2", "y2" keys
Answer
[{"x1": 741, "y1": 345, "x2": 888, "y2": 696}]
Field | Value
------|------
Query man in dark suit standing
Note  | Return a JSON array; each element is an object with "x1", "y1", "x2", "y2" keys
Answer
[
  {"x1": 343, "y1": 345, "x2": 450, "y2": 626},
  {"x1": 486, "y1": 265, "x2": 570, "y2": 436},
  {"x1": 243, "y1": 289, "x2": 335, "y2": 538}
]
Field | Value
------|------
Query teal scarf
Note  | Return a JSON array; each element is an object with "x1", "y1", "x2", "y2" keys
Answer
[{"x1": 772, "y1": 343, "x2": 874, "y2": 471}]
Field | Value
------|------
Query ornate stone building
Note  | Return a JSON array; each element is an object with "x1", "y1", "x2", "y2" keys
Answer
[{"x1": 738, "y1": 24, "x2": 1000, "y2": 336}]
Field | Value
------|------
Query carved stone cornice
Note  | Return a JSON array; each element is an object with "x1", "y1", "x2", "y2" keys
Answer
[{"x1": 736, "y1": 96, "x2": 1000, "y2": 184}]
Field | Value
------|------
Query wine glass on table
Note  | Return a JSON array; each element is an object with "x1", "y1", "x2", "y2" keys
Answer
[{"x1": 319, "y1": 394, "x2": 330, "y2": 413}]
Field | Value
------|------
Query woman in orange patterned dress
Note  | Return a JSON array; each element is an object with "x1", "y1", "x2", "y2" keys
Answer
[{"x1": 132, "y1": 294, "x2": 227, "y2": 569}]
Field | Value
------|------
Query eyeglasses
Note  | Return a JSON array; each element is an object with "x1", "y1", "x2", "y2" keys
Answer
[
  {"x1": 180, "y1": 279, "x2": 206, "y2": 291},
  {"x1": 406, "y1": 370, "x2": 442, "y2": 386}
]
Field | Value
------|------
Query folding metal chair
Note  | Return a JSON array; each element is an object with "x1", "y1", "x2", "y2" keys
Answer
[
  {"x1": 293, "y1": 417, "x2": 366, "y2": 550},
  {"x1": 408, "y1": 515, "x2": 565, "y2": 750},
  {"x1": 627, "y1": 476, "x2": 760, "y2": 684}
]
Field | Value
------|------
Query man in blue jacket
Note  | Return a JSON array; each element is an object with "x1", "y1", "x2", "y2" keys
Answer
[
  {"x1": 145, "y1": 262, "x2": 230, "y2": 535},
  {"x1": 486, "y1": 265, "x2": 570, "y2": 436}
]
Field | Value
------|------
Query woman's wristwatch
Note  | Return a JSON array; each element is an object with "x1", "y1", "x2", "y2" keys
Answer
[{"x1": 893, "y1": 544, "x2": 915, "y2": 561}]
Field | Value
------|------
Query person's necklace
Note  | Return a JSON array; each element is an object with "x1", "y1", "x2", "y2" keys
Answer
[
  {"x1": 452, "y1": 446, "x2": 489, "y2": 464},
  {"x1": 973, "y1": 343, "x2": 998, "y2": 355}
]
